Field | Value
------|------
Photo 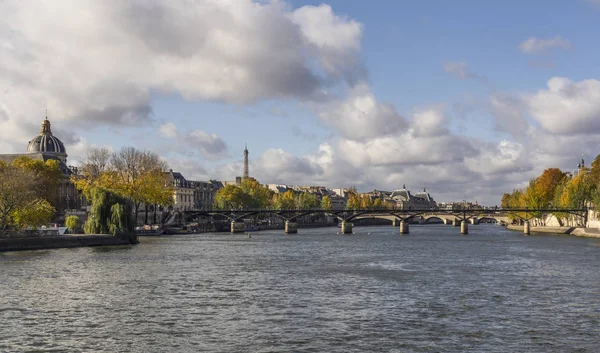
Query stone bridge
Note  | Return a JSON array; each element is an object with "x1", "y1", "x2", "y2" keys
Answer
[{"x1": 185, "y1": 208, "x2": 588, "y2": 235}]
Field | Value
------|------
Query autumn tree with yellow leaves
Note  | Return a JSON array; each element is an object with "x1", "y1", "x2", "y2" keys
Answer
[
  {"x1": 72, "y1": 147, "x2": 174, "y2": 227},
  {"x1": 0, "y1": 158, "x2": 62, "y2": 232}
]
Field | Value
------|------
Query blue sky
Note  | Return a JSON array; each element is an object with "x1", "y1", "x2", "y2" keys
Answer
[{"x1": 1, "y1": 0, "x2": 600, "y2": 204}]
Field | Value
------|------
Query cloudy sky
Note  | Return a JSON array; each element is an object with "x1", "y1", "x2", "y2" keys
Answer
[{"x1": 2, "y1": 0, "x2": 600, "y2": 204}]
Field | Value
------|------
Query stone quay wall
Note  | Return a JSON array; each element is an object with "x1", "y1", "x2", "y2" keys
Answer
[{"x1": 0, "y1": 234, "x2": 135, "y2": 252}]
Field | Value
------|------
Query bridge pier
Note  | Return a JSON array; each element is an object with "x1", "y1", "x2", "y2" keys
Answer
[
  {"x1": 230, "y1": 221, "x2": 245, "y2": 233},
  {"x1": 341, "y1": 221, "x2": 353, "y2": 234},
  {"x1": 392, "y1": 219, "x2": 398, "y2": 227},
  {"x1": 460, "y1": 220, "x2": 468, "y2": 235},
  {"x1": 284, "y1": 221, "x2": 297, "y2": 234},
  {"x1": 524, "y1": 220, "x2": 530, "y2": 235},
  {"x1": 470, "y1": 217, "x2": 479, "y2": 225},
  {"x1": 399, "y1": 220, "x2": 409, "y2": 234},
  {"x1": 453, "y1": 219, "x2": 460, "y2": 227}
]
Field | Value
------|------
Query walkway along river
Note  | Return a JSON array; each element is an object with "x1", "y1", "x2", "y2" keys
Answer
[{"x1": 1, "y1": 224, "x2": 599, "y2": 352}]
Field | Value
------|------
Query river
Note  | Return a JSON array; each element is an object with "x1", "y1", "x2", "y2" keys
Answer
[{"x1": 1, "y1": 224, "x2": 599, "y2": 352}]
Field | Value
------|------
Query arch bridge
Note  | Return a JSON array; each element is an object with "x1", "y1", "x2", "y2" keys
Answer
[{"x1": 185, "y1": 207, "x2": 588, "y2": 235}]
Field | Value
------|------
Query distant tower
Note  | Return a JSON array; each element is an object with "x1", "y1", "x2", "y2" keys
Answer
[{"x1": 243, "y1": 143, "x2": 249, "y2": 179}]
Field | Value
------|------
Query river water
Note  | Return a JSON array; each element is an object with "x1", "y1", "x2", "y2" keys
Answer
[{"x1": 1, "y1": 224, "x2": 600, "y2": 352}]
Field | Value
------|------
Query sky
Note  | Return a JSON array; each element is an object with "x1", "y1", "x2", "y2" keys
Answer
[{"x1": 1, "y1": 0, "x2": 600, "y2": 205}]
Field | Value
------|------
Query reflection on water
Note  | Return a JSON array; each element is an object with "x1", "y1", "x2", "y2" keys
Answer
[{"x1": 1, "y1": 224, "x2": 600, "y2": 352}]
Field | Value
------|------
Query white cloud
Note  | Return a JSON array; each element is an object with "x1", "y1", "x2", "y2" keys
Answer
[
  {"x1": 157, "y1": 122, "x2": 227, "y2": 160},
  {"x1": 0, "y1": 0, "x2": 364, "y2": 152},
  {"x1": 528, "y1": 77, "x2": 600, "y2": 134},
  {"x1": 159, "y1": 122, "x2": 178, "y2": 138},
  {"x1": 519, "y1": 36, "x2": 571, "y2": 54},
  {"x1": 318, "y1": 83, "x2": 407, "y2": 140},
  {"x1": 411, "y1": 108, "x2": 449, "y2": 137}
]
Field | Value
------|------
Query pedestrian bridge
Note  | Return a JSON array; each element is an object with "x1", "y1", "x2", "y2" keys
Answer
[{"x1": 186, "y1": 207, "x2": 588, "y2": 235}]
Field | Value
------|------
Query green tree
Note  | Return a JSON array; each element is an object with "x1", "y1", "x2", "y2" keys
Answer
[
  {"x1": 321, "y1": 195, "x2": 332, "y2": 210},
  {"x1": 296, "y1": 192, "x2": 319, "y2": 209},
  {"x1": 214, "y1": 184, "x2": 250, "y2": 209},
  {"x1": 273, "y1": 190, "x2": 296, "y2": 210},
  {"x1": 84, "y1": 187, "x2": 135, "y2": 241},
  {"x1": 240, "y1": 178, "x2": 273, "y2": 208},
  {"x1": 65, "y1": 215, "x2": 82, "y2": 233}
]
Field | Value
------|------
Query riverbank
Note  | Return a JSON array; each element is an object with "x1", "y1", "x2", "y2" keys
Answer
[
  {"x1": 0, "y1": 234, "x2": 136, "y2": 252},
  {"x1": 505, "y1": 224, "x2": 600, "y2": 238}
]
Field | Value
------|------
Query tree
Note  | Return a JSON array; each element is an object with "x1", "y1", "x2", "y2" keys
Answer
[
  {"x1": 535, "y1": 168, "x2": 567, "y2": 206},
  {"x1": 72, "y1": 148, "x2": 112, "y2": 199},
  {"x1": 295, "y1": 192, "x2": 319, "y2": 209},
  {"x1": 373, "y1": 198, "x2": 384, "y2": 209},
  {"x1": 0, "y1": 159, "x2": 59, "y2": 233},
  {"x1": 346, "y1": 188, "x2": 361, "y2": 210},
  {"x1": 12, "y1": 156, "x2": 63, "y2": 206},
  {"x1": 73, "y1": 147, "x2": 173, "y2": 225},
  {"x1": 84, "y1": 187, "x2": 135, "y2": 241},
  {"x1": 273, "y1": 190, "x2": 296, "y2": 210},
  {"x1": 240, "y1": 178, "x2": 273, "y2": 208},
  {"x1": 500, "y1": 193, "x2": 511, "y2": 208},
  {"x1": 214, "y1": 184, "x2": 251, "y2": 209},
  {"x1": 321, "y1": 195, "x2": 332, "y2": 210},
  {"x1": 590, "y1": 154, "x2": 600, "y2": 186},
  {"x1": 360, "y1": 194, "x2": 373, "y2": 209},
  {"x1": 65, "y1": 215, "x2": 82, "y2": 233}
]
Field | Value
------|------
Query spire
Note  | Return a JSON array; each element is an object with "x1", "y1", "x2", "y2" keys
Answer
[
  {"x1": 243, "y1": 144, "x2": 249, "y2": 179},
  {"x1": 40, "y1": 118, "x2": 52, "y2": 135}
]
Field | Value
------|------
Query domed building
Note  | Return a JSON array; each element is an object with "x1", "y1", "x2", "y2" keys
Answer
[
  {"x1": 27, "y1": 119, "x2": 68, "y2": 164},
  {"x1": 0, "y1": 116, "x2": 85, "y2": 221}
]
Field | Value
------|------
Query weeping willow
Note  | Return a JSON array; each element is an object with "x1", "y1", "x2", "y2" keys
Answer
[{"x1": 84, "y1": 187, "x2": 135, "y2": 242}]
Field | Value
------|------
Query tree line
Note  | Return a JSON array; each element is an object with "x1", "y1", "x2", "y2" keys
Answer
[
  {"x1": 213, "y1": 183, "x2": 397, "y2": 211},
  {"x1": 500, "y1": 154, "x2": 600, "y2": 223},
  {"x1": 73, "y1": 147, "x2": 174, "y2": 236},
  {"x1": 213, "y1": 178, "x2": 332, "y2": 210}
]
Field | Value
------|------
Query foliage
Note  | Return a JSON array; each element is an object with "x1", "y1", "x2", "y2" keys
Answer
[
  {"x1": 240, "y1": 179, "x2": 274, "y2": 208},
  {"x1": 83, "y1": 187, "x2": 134, "y2": 237},
  {"x1": 295, "y1": 192, "x2": 319, "y2": 209},
  {"x1": 373, "y1": 198, "x2": 384, "y2": 209},
  {"x1": 558, "y1": 172, "x2": 593, "y2": 209},
  {"x1": 11, "y1": 199, "x2": 55, "y2": 230},
  {"x1": 273, "y1": 190, "x2": 296, "y2": 210},
  {"x1": 65, "y1": 215, "x2": 82, "y2": 233},
  {"x1": 500, "y1": 193, "x2": 511, "y2": 208},
  {"x1": 535, "y1": 168, "x2": 567, "y2": 206},
  {"x1": 73, "y1": 147, "x2": 174, "y2": 224},
  {"x1": 213, "y1": 179, "x2": 274, "y2": 209},
  {"x1": 360, "y1": 194, "x2": 373, "y2": 209},
  {"x1": 321, "y1": 195, "x2": 332, "y2": 210},
  {"x1": 214, "y1": 184, "x2": 251, "y2": 209},
  {"x1": 11, "y1": 156, "x2": 63, "y2": 204},
  {"x1": 0, "y1": 159, "x2": 59, "y2": 232},
  {"x1": 346, "y1": 188, "x2": 361, "y2": 210},
  {"x1": 590, "y1": 154, "x2": 600, "y2": 186}
]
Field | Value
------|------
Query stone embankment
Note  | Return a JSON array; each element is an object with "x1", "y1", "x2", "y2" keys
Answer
[
  {"x1": 0, "y1": 234, "x2": 136, "y2": 252},
  {"x1": 505, "y1": 224, "x2": 600, "y2": 238}
]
